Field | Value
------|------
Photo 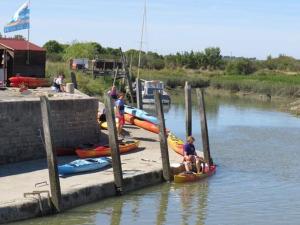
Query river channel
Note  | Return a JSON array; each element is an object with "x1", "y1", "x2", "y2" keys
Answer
[{"x1": 13, "y1": 93, "x2": 300, "y2": 225}]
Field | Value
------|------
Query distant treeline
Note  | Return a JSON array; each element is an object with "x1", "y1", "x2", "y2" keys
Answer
[{"x1": 43, "y1": 40, "x2": 300, "y2": 75}]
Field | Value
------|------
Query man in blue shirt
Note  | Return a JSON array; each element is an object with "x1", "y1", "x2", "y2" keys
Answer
[{"x1": 183, "y1": 136, "x2": 203, "y2": 173}]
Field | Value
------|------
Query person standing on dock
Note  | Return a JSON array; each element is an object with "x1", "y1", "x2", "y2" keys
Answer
[
  {"x1": 115, "y1": 92, "x2": 126, "y2": 138},
  {"x1": 109, "y1": 85, "x2": 118, "y2": 100},
  {"x1": 183, "y1": 136, "x2": 203, "y2": 173}
]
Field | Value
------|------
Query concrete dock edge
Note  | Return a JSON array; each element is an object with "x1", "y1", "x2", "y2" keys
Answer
[{"x1": 0, "y1": 169, "x2": 164, "y2": 224}]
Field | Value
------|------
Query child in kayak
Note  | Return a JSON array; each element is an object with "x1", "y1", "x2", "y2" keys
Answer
[
  {"x1": 115, "y1": 93, "x2": 125, "y2": 138},
  {"x1": 183, "y1": 136, "x2": 204, "y2": 173}
]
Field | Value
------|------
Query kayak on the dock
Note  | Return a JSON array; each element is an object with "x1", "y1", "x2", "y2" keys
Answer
[
  {"x1": 167, "y1": 133, "x2": 185, "y2": 155},
  {"x1": 75, "y1": 140, "x2": 140, "y2": 158},
  {"x1": 9, "y1": 76, "x2": 50, "y2": 88},
  {"x1": 125, "y1": 114, "x2": 161, "y2": 134},
  {"x1": 58, "y1": 157, "x2": 111, "y2": 175},
  {"x1": 174, "y1": 165, "x2": 216, "y2": 183},
  {"x1": 124, "y1": 105, "x2": 158, "y2": 125},
  {"x1": 99, "y1": 121, "x2": 119, "y2": 130}
]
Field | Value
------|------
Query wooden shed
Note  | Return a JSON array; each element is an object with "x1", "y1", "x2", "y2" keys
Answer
[{"x1": 0, "y1": 38, "x2": 46, "y2": 83}]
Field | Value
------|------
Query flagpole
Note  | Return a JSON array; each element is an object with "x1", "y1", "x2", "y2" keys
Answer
[{"x1": 26, "y1": 0, "x2": 30, "y2": 65}]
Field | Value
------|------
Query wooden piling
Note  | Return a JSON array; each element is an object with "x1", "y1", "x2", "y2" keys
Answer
[
  {"x1": 40, "y1": 96, "x2": 62, "y2": 212},
  {"x1": 185, "y1": 81, "x2": 192, "y2": 137},
  {"x1": 196, "y1": 89, "x2": 213, "y2": 166},
  {"x1": 155, "y1": 91, "x2": 172, "y2": 181},
  {"x1": 104, "y1": 94, "x2": 123, "y2": 193},
  {"x1": 136, "y1": 78, "x2": 143, "y2": 109},
  {"x1": 120, "y1": 48, "x2": 134, "y2": 103},
  {"x1": 70, "y1": 72, "x2": 77, "y2": 89}
]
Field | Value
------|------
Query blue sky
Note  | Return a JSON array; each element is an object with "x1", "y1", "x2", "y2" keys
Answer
[{"x1": 1, "y1": 0, "x2": 300, "y2": 59}]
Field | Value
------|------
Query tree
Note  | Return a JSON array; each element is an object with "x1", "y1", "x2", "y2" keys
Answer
[
  {"x1": 226, "y1": 58, "x2": 257, "y2": 75},
  {"x1": 64, "y1": 42, "x2": 105, "y2": 60},
  {"x1": 204, "y1": 47, "x2": 222, "y2": 70},
  {"x1": 43, "y1": 40, "x2": 64, "y2": 53}
]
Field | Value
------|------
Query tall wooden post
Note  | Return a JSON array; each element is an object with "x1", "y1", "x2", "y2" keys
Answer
[
  {"x1": 136, "y1": 78, "x2": 143, "y2": 109},
  {"x1": 40, "y1": 96, "x2": 62, "y2": 212},
  {"x1": 155, "y1": 91, "x2": 172, "y2": 181},
  {"x1": 185, "y1": 81, "x2": 192, "y2": 137},
  {"x1": 196, "y1": 89, "x2": 213, "y2": 166},
  {"x1": 3, "y1": 49, "x2": 7, "y2": 84},
  {"x1": 104, "y1": 94, "x2": 123, "y2": 193},
  {"x1": 70, "y1": 72, "x2": 77, "y2": 89},
  {"x1": 119, "y1": 48, "x2": 134, "y2": 103}
]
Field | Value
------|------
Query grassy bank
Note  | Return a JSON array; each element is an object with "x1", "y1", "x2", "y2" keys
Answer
[
  {"x1": 210, "y1": 74, "x2": 300, "y2": 97},
  {"x1": 139, "y1": 69, "x2": 300, "y2": 98},
  {"x1": 138, "y1": 68, "x2": 218, "y2": 88},
  {"x1": 46, "y1": 62, "x2": 113, "y2": 96},
  {"x1": 46, "y1": 62, "x2": 300, "y2": 98}
]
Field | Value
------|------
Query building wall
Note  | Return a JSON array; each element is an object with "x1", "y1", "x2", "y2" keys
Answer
[
  {"x1": 0, "y1": 98, "x2": 101, "y2": 165},
  {"x1": 11, "y1": 50, "x2": 46, "y2": 78}
]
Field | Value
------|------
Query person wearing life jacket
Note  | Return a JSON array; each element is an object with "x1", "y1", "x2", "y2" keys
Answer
[{"x1": 183, "y1": 136, "x2": 204, "y2": 173}]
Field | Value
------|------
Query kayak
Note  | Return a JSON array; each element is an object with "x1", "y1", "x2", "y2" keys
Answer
[
  {"x1": 100, "y1": 121, "x2": 119, "y2": 130},
  {"x1": 174, "y1": 165, "x2": 216, "y2": 183},
  {"x1": 167, "y1": 133, "x2": 185, "y2": 155},
  {"x1": 58, "y1": 157, "x2": 111, "y2": 175},
  {"x1": 75, "y1": 140, "x2": 140, "y2": 158},
  {"x1": 125, "y1": 114, "x2": 160, "y2": 134},
  {"x1": 124, "y1": 105, "x2": 158, "y2": 125},
  {"x1": 9, "y1": 76, "x2": 50, "y2": 88}
]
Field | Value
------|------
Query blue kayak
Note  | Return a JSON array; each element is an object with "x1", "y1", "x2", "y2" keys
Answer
[
  {"x1": 58, "y1": 157, "x2": 111, "y2": 175},
  {"x1": 124, "y1": 105, "x2": 158, "y2": 125}
]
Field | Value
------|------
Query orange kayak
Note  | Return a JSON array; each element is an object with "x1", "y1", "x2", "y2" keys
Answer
[
  {"x1": 75, "y1": 140, "x2": 140, "y2": 158},
  {"x1": 125, "y1": 114, "x2": 160, "y2": 134},
  {"x1": 174, "y1": 165, "x2": 216, "y2": 183}
]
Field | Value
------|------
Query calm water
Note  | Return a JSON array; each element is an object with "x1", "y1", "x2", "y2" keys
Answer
[{"x1": 14, "y1": 94, "x2": 300, "y2": 225}]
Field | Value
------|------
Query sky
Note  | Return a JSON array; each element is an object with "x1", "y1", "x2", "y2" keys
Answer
[{"x1": 1, "y1": 0, "x2": 300, "y2": 59}]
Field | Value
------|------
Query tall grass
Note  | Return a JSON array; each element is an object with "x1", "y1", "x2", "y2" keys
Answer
[
  {"x1": 46, "y1": 62, "x2": 300, "y2": 98},
  {"x1": 46, "y1": 62, "x2": 112, "y2": 96},
  {"x1": 210, "y1": 74, "x2": 300, "y2": 97},
  {"x1": 137, "y1": 68, "x2": 211, "y2": 88}
]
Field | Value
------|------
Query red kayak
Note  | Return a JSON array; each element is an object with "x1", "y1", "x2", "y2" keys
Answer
[{"x1": 9, "y1": 76, "x2": 50, "y2": 88}]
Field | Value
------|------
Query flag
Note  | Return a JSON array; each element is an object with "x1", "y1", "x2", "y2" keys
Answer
[{"x1": 4, "y1": 1, "x2": 30, "y2": 33}]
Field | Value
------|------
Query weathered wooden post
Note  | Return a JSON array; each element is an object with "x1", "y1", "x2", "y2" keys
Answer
[
  {"x1": 104, "y1": 94, "x2": 123, "y2": 193},
  {"x1": 40, "y1": 96, "x2": 62, "y2": 212},
  {"x1": 155, "y1": 91, "x2": 172, "y2": 181},
  {"x1": 70, "y1": 72, "x2": 77, "y2": 89},
  {"x1": 196, "y1": 89, "x2": 213, "y2": 166},
  {"x1": 136, "y1": 78, "x2": 143, "y2": 109},
  {"x1": 185, "y1": 81, "x2": 192, "y2": 137}
]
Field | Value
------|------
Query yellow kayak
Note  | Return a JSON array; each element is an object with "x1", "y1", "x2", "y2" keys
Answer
[
  {"x1": 100, "y1": 120, "x2": 119, "y2": 129},
  {"x1": 167, "y1": 133, "x2": 185, "y2": 155}
]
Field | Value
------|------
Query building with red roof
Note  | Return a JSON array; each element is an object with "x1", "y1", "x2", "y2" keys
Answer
[{"x1": 0, "y1": 38, "x2": 46, "y2": 83}]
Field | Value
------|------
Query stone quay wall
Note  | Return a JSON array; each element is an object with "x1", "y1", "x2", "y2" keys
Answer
[{"x1": 0, "y1": 98, "x2": 101, "y2": 164}]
